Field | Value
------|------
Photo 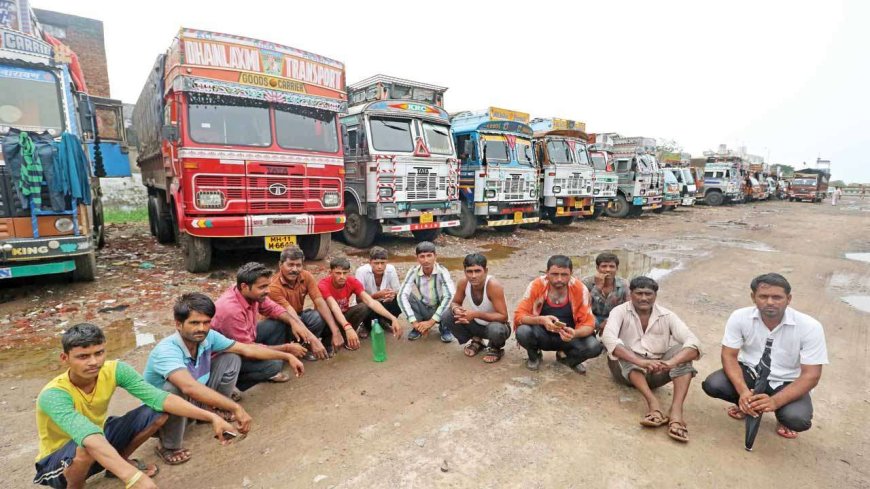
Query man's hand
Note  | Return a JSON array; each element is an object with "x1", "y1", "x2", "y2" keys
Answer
[
  {"x1": 233, "y1": 405, "x2": 252, "y2": 434},
  {"x1": 345, "y1": 328, "x2": 361, "y2": 350},
  {"x1": 390, "y1": 318, "x2": 403, "y2": 339},
  {"x1": 286, "y1": 355, "x2": 305, "y2": 377},
  {"x1": 453, "y1": 307, "x2": 470, "y2": 324},
  {"x1": 275, "y1": 343, "x2": 307, "y2": 358},
  {"x1": 639, "y1": 359, "x2": 668, "y2": 374},
  {"x1": 331, "y1": 332, "x2": 346, "y2": 351},
  {"x1": 594, "y1": 272, "x2": 606, "y2": 288},
  {"x1": 558, "y1": 326, "x2": 574, "y2": 343},
  {"x1": 209, "y1": 414, "x2": 238, "y2": 446},
  {"x1": 737, "y1": 389, "x2": 759, "y2": 417},
  {"x1": 747, "y1": 393, "x2": 778, "y2": 415},
  {"x1": 308, "y1": 337, "x2": 328, "y2": 360},
  {"x1": 541, "y1": 316, "x2": 562, "y2": 333},
  {"x1": 371, "y1": 290, "x2": 388, "y2": 300},
  {"x1": 413, "y1": 319, "x2": 436, "y2": 334},
  {"x1": 382, "y1": 289, "x2": 397, "y2": 301}
]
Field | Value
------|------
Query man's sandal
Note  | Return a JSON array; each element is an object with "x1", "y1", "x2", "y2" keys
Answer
[
  {"x1": 107, "y1": 457, "x2": 162, "y2": 477},
  {"x1": 640, "y1": 410, "x2": 670, "y2": 427},
  {"x1": 482, "y1": 347, "x2": 504, "y2": 363},
  {"x1": 776, "y1": 424, "x2": 799, "y2": 439},
  {"x1": 667, "y1": 421, "x2": 689, "y2": 442},
  {"x1": 268, "y1": 372, "x2": 291, "y2": 383},
  {"x1": 464, "y1": 339, "x2": 484, "y2": 357},
  {"x1": 154, "y1": 445, "x2": 192, "y2": 465}
]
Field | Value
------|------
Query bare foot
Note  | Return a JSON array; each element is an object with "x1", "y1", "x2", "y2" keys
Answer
[{"x1": 776, "y1": 424, "x2": 799, "y2": 439}]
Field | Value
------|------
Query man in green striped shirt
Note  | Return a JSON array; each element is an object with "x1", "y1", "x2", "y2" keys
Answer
[{"x1": 398, "y1": 241, "x2": 456, "y2": 343}]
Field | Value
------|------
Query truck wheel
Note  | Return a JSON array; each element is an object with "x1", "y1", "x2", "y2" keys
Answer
[
  {"x1": 705, "y1": 191, "x2": 724, "y2": 206},
  {"x1": 551, "y1": 216, "x2": 575, "y2": 226},
  {"x1": 583, "y1": 207, "x2": 603, "y2": 220},
  {"x1": 628, "y1": 205, "x2": 644, "y2": 217},
  {"x1": 72, "y1": 252, "x2": 97, "y2": 282},
  {"x1": 445, "y1": 202, "x2": 477, "y2": 238},
  {"x1": 152, "y1": 195, "x2": 176, "y2": 244},
  {"x1": 341, "y1": 201, "x2": 377, "y2": 248},
  {"x1": 299, "y1": 234, "x2": 330, "y2": 260},
  {"x1": 181, "y1": 233, "x2": 212, "y2": 273},
  {"x1": 147, "y1": 195, "x2": 158, "y2": 237},
  {"x1": 605, "y1": 195, "x2": 631, "y2": 218},
  {"x1": 93, "y1": 198, "x2": 106, "y2": 249},
  {"x1": 412, "y1": 228, "x2": 441, "y2": 242}
]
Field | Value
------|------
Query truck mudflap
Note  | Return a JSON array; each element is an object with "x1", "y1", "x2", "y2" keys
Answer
[
  {"x1": 383, "y1": 219, "x2": 460, "y2": 234},
  {"x1": 0, "y1": 260, "x2": 76, "y2": 279},
  {"x1": 183, "y1": 214, "x2": 346, "y2": 238},
  {"x1": 0, "y1": 236, "x2": 92, "y2": 262}
]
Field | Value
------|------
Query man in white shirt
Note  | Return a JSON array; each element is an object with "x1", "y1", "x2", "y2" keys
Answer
[
  {"x1": 702, "y1": 273, "x2": 828, "y2": 440},
  {"x1": 354, "y1": 247, "x2": 401, "y2": 338},
  {"x1": 601, "y1": 276, "x2": 701, "y2": 443}
]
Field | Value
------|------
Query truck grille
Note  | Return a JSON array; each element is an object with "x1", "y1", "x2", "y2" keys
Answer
[
  {"x1": 192, "y1": 174, "x2": 340, "y2": 212},
  {"x1": 487, "y1": 177, "x2": 531, "y2": 200},
  {"x1": 395, "y1": 173, "x2": 447, "y2": 200},
  {"x1": 553, "y1": 176, "x2": 588, "y2": 194}
]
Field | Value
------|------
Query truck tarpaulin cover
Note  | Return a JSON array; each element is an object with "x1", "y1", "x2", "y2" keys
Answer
[{"x1": 131, "y1": 54, "x2": 166, "y2": 162}]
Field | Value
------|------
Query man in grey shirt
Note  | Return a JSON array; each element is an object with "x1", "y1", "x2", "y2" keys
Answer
[{"x1": 355, "y1": 246, "x2": 401, "y2": 338}]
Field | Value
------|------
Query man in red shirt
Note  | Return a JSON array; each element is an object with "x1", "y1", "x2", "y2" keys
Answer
[
  {"x1": 213, "y1": 262, "x2": 326, "y2": 391},
  {"x1": 318, "y1": 257, "x2": 403, "y2": 351}
]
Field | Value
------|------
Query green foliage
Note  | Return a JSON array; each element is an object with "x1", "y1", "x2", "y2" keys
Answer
[{"x1": 104, "y1": 207, "x2": 148, "y2": 223}]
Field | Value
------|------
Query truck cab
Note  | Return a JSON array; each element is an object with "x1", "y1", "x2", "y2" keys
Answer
[
  {"x1": 529, "y1": 118, "x2": 595, "y2": 226},
  {"x1": 447, "y1": 107, "x2": 539, "y2": 237},
  {"x1": 595, "y1": 134, "x2": 662, "y2": 218},
  {"x1": 588, "y1": 147, "x2": 618, "y2": 219},
  {"x1": 788, "y1": 170, "x2": 829, "y2": 202},
  {"x1": 702, "y1": 161, "x2": 743, "y2": 206},
  {"x1": 340, "y1": 75, "x2": 460, "y2": 248}
]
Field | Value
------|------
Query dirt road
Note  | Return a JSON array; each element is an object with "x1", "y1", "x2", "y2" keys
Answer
[{"x1": 1, "y1": 198, "x2": 868, "y2": 488}]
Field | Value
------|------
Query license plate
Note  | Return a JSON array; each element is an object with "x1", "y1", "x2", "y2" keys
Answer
[
  {"x1": 573, "y1": 200, "x2": 583, "y2": 208},
  {"x1": 513, "y1": 211, "x2": 522, "y2": 223},
  {"x1": 419, "y1": 212, "x2": 433, "y2": 224},
  {"x1": 557, "y1": 206, "x2": 564, "y2": 215},
  {"x1": 264, "y1": 235, "x2": 296, "y2": 251}
]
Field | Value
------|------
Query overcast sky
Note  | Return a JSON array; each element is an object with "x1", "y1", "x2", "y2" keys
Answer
[{"x1": 33, "y1": 0, "x2": 869, "y2": 182}]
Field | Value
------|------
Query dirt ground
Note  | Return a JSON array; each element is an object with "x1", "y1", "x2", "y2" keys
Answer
[{"x1": 1, "y1": 197, "x2": 868, "y2": 488}]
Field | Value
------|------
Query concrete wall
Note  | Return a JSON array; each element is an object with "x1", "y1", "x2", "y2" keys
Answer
[{"x1": 33, "y1": 8, "x2": 110, "y2": 98}]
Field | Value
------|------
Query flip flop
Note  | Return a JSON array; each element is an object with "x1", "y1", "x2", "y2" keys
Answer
[
  {"x1": 464, "y1": 339, "x2": 484, "y2": 357},
  {"x1": 668, "y1": 421, "x2": 689, "y2": 442},
  {"x1": 640, "y1": 409, "x2": 670, "y2": 427},
  {"x1": 776, "y1": 424, "x2": 799, "y2": 439},
  {"x1": 154, "y1": 445, "x2": 191, "y2": 465}
]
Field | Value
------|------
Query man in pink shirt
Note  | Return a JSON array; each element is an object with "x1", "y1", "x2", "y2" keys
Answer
[{"x1": 213, "y1": 262, "x2": 327, "y2": 391}]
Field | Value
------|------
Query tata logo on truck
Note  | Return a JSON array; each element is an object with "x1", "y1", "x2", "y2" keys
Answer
[{"x1": 268, "y1": 183, "x2": 288, "y2": 196}]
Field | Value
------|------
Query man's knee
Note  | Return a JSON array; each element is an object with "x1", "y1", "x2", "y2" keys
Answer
[
  {"x1": 777, "y1": 400, "x2": 813, "y2": 432},
  {"x1": 515, "y1": 325, "x2": 535, "y2": 347},
  {"x1": 701, "y1": 370, "x2": 732, "y2": 399},
  {"x1": 72, "y1": 446, "x2": 95, "y2": 466},
  {"x1": 488, "y1": 323, "x2": 510, "y2": 341},
  {"x1": 215, "y1": 353, "x2": 242, "y2": 380},
  {"x1": 302, "y1": 310, "x2": 325, "y2": 331}
]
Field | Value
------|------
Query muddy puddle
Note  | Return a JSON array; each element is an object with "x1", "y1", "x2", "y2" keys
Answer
[
  {"x1": 0, "y1": 318, "x2": 154, "y2": 379},
  {"x1": 350, "y1": 243, "x2": 521, "y2": 270},
  {"x1": 570, "y1": 250, "x2": 679, "y2": 281},
  {"x1": 841, "y1": 296, "x2": 870, "y2": 313},
  {"x1": 845, "y1": 253, "x2": 870, "y2": 264}
]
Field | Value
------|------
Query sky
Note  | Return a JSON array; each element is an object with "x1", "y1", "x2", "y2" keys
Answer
[{"x1": 29, "y1": 0, "x2": 870, "y2": 182}]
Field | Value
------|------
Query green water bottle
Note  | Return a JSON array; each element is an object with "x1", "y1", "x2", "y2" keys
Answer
[{"x1": 372, "y1": 320, "x2": 387, "y2": 362}]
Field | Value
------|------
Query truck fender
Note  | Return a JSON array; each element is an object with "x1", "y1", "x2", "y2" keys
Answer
[{"x1": 344, "y1": 188, "x2": 364, "y2": 215}]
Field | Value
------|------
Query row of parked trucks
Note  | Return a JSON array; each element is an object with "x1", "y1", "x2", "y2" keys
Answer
[{"x1": 0, "y1": 22, "x2": 792, "y2": 280}]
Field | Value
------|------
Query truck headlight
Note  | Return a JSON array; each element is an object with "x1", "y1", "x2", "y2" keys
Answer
[
  {"x1": 485, "y1": 189, "x2": 496, "y2": 199},
  {"x1": 447, "y1": 185, "x2": 457, "y2": 197},
  {"x1": 377, "y1": 187, "x2": 393, "y2": 198},
  {"x1": 382, "y1": 204, "x2": 398, "y2": 217},
  {"x1": 556, "y1": 199, "x2": 564, "y2": 206},
  {"x1": 552, "y1": 185, "x2": 562, "y2": 194},
  {"x1": 322, "y1": 192, "x2": 340, "y2": 207},
  {"x1": 488, "y1": 205, "x2": 498, "y2": 214},
  {"x1": 529, "y1": 189, "x2": 537, "y2": 198},
  {"x1": 196, "y1": 191, "x2": 224, "y2": 209},
  {"x1": 54, "y1": 217, "x2": 74, "y2": 232}
]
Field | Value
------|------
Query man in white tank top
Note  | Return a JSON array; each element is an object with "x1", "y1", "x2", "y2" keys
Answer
[{"x1": 441, "y1": 253, "x2": 511, "y2": 363}]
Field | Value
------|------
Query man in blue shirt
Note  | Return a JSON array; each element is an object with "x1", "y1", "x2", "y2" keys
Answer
[{"x1": 144, "y1": 293, "x2": 304, "y2": 465}]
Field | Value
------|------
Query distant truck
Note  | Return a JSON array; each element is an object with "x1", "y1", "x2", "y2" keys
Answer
[
  {"x1": 586, "y1": 134, "x2": 618, "y2": 218},
  {"x1": 530, "y1": 118, "x2": 595, "y2": 225},
  {"x1": 592, "y1": 134, "x2": 662, "y2": 217},
  {"x1": 788, "y1": 170, "x2": 829, "y2": 202},
  {"x1": 696, "y1": 155, "x2": 745, "y2": 205},
  {"x1": 340, "y1": 75, "x2": 460, "y2": 247},
  {"x1": 448, "y1": 107, "x2": 539, "y2": 237},
  {"x1": 133, "y1": 28, "x2": 347, "y2": 272}
]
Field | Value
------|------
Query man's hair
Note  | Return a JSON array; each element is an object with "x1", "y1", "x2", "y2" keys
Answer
[
  {"x1": 369, "y1": 246, "x2": 389, "y2": 261},
  {"x1": 750, "y1": 273, "x2": 791, "y2": 295},
  {"x1": 629, "y1": 276, "x2": 659, "y2": 292},
  {"x1": 62, "y1": 323, "x2": 106, "y2": 353},
  {"x1": 236, "y1": 262, "x2": 273, "y2": 288},
  {"x1": 463, "y1": 253, "x2": 487, "y2": 269},
  {"x1": 595, "y1": 252, "x2": 620, "y2": 267},
  {"x1": 546, "y1": 255, "x2": 573, "y2": 272},
  {"x1": 279, "y1": 245, "x2": 305, "y2": 263},
  {"x1": 330, "y1": 257, "x2": 352, "y2": 270},
  {"x1": 174, "y1": 293, "x2": 216, "y2": 323},
  {"x1": 415, "y1": 241, "x2": 436, "y2": 255}
]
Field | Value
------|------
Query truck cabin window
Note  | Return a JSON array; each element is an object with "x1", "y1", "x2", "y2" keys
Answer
[
  {"x1": 422, "y1": 122, "x2": 452, "y2": 155},
  {"x1": 516, "y1": 140, "x2": 533, "y2": 165},
  {"x1": 575, "y1": 143, "x2": 590, "y2": 165},
  {"x1": 792, "y1": 178, "x2": 816, "y2": 186},
  {"x1": 275, "y1": 104, "x2": 338, "y2": 153},
  {"x1": 370, "y1": 117, "x2": 413, "y2": 152},
  {"x1": 0, "y1": 68, "x2": 63, "y2": 133},
  {"x1": 546, "y1": 140, "x2": 572, "y2": 164},
  {"x1": 483, "y1": 136, "x2": 509, "y2": 163},
  {"x1": 188, "y1": 93, "x2": 270, "y2": 147},
  {"x1": 455, "y1": 134, "x2": 474, "y2": 164},
  {"x1": 591, "y1": 154, "x2": 608, "y2": 171}
]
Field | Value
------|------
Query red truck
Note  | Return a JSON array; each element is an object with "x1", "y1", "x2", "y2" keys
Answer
[{"x1": 133, "y1": 28, "x2": 347, "y2": 272}]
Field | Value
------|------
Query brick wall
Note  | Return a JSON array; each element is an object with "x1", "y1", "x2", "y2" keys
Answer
[{"x1": 32, "y1": 8, "x2": 110, "y2": 98}]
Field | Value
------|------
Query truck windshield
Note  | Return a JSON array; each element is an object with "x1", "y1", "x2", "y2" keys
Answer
[
  {"x1": 681, "y1": 169, "x2": 694, "y2": 184},
  {"x1": 370, "y1": 117, "x2": 413, "y2": 152},
  {"x1": 275, "y1": 104, "x2": 338, "y2": 153},
  {"x1": 483, "y1": 137, "x2": 509, "y2": 163},
  {"x1": 422, "y1": 122, "x2": 452, "y2": 155},
  {"x1": 546, "y1": 140, "x2": 572, "y2": 164},
  {"x1": 590, "y1": 154, "x2": 608, "y2": 171},
  {"x1": 516, "y1": 139, "x2": 533, "y2": 165},
  {"x1": 0, "y1": 67, "x2": 63, "y2": 132},
  {"x1": 663, "y1": 170, "x2": 678, "y2": 183},
  {"x1": 575, "y1": 143, "x2": 591, "y2": 165},
  {"x1": 188, "y1": 94, "x2": 270, "y2": 147}
]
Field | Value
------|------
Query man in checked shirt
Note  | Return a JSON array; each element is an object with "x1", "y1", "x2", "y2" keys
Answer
[{"x1": 399, "y1": 241, "x2": 457, "y2": 343}]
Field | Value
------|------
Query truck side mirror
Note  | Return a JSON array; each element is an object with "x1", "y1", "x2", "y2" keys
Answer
[
  {"x1": 77, "y1": 93, "x2": 96, "y2": 137},
  {"x1": 162, "y1": 124, "x2": 179, "y2": 142},
  {"x1": 481, "y1": 141, "x2": 487, "y2": 166}
]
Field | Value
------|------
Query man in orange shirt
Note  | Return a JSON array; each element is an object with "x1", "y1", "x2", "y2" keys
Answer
[{"x1": 514, "y1": 255, "x2": 603, "y2": 374}]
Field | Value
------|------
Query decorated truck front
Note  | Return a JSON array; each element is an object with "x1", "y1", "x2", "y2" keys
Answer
[
  {"x1": 133, "y1": 28, "x2": 347, "y2": 272},
  {"x1": 0, "y1": 5, "x2": 127, "y2": 282},
  {"x1": 339, "y1": 75, "x2": 459, "y2": 248},
  {"x1": 701, "y1": 157, "x2": 744, "y2": 205},
  {"x1": 600, "y1": 135, "x2": 662, "y2": 218},
  {"x1": 448, "y1": 107, "x2": 539, "y2": 237},
  {"x1": 529, "y1": 118, "x2": 595, "y2": 225},
  {"x1": 587, "y1": 133, "x2": 619, "y2": 218}
]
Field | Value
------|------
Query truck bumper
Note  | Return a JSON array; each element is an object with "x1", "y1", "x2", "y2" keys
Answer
[
  {"x1": 680, "y1": 196, "x2": 696, "y2": 206},
  {"x1": 0, "y1": 235, "x2": 92, "y2": 262},
  {"x1": 382, "y1": 219, "x2": 460, "y2": 233},
  {"x1": 184, "y1": 213, "x2": 346, "y2": 238},
  {"x1": 0, "y1": 260, "x2": 76, "y2": 279}
]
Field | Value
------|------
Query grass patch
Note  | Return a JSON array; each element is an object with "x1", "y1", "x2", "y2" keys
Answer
[{"x1": 104, "y1": 207, "x2": 148, "y2": 224}]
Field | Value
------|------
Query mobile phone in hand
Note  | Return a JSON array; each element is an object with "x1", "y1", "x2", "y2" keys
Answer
[{"x1": 221, "y1": 430, "x2": 239, "y2": 441}]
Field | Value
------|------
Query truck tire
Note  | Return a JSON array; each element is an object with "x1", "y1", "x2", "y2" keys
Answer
[
  {"x1": 605, "y1": 195, "x2": 631, "y2": 218},
  {"x1": 72, "y1": 252, "x2": 97, "y2": 282},
  {"x1": 299, "y1": 233, "x2": 330, "y2": 260},
  {"x1": 147, "y1": 195, "x2": 158, "y2": 237},
  {"x1": 583, "y1": 207, "x2": 603, "y2": 220},
  {"x1": 93, "y1": 198, "x2": 106, "y2": 249},
  {"x1": 445, "y1": 202, "x2": 477, "y2": 238},
  {"x1": 705, "y1": 191, "x2": 724, "y2": 206},
  {"x1": 181, "y1": 233, "x2": 212, "y2": 273},
  {"x1": 551, "y1": 216, "x2": 575, "y2": 226},
  {"x1": 412, "y1": 228, "x2": 441, "y2": 242},
  {"x1": 152, "y1": 195, "x2": 176, "y2": 244},
  {"x1": 341, "y1": 200, "x2": 377, "y2": 248}
]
